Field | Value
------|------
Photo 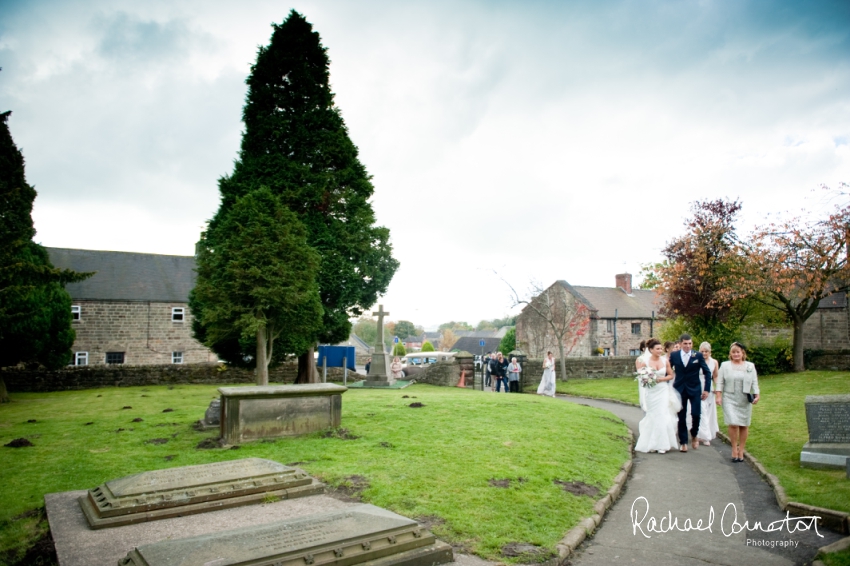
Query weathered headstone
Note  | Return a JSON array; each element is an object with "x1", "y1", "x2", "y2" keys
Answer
[
  {"x1": 196, "y1": 398, "x2": 221, "y2": 430},
  {"x1": 362, "y1": 304, "x2": 394, "y2": 387},
  {"x1": 117, "y1": 504, "x2": 453, "y2": 566},
  {"x1": 219, "y1": 383, "x2": 346, "y2": 444},
  {"x1": 79, "y1": 458, "x2": 323, "y2": 529},
  {"x1": 801, "y1": 394, "x2": 850, "y2": 470}
]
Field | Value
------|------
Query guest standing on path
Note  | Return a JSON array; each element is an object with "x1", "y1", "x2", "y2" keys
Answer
[
  {"x1": 716, "y1": 342, "x2": 760, "y2": 462},
  {"x1": 696, "y1": 341, "x2": 720, "y2": 445},
  {"x1": 496, "y1": 352, "x2": 510, "y2": 393},
  {"x1": 537, "y1": 351, "x2": 556, "y2": 397},
  {"x1": 507, "y1": 357, "x2": 522, "y2": 393}
]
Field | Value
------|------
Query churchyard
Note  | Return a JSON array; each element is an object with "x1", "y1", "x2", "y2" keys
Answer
[
  {"x1": 0, "y1": 383, "x2": 630, "y2": 564},
  {"x1": 557, "y1": 370, "x2": 850, "y2": 515}
]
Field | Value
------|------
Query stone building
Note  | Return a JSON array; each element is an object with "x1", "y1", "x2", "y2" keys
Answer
[
  {"x1": 516, "y1": 273, "x2": 663, "y2": 358},
  {"x1": 803, "y1": 292, "x2": 850, "y2": 350},
  {"x1": 47, "y1": 248, "x2": 217, "y2": 366}
]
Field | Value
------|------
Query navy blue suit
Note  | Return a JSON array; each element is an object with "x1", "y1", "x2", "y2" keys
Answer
[{"x1": 668, "y1": 349, "x2": 712, "y2": 445}]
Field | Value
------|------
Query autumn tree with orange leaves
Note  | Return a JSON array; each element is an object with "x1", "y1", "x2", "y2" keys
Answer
[
  {"x1": 743, "y1": 203, "x2": 850, "y2": 371},
  {"x1": 655, "y1": 199, "x2": 751, "y2": 348}
]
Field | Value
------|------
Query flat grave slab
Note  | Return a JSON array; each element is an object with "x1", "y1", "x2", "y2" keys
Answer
[
  {"x1": 47, "y1": 491, "x2": 353, "y2": 566},
  {"x1": 78, "y1": 458, "x2": 323, "y2": 528},
  {"x1": 117, "y1": 504, "x2": 453, "y2": 566},
  {"x1": 219, "y1": 384, "x2": 346, "y2": 444}
]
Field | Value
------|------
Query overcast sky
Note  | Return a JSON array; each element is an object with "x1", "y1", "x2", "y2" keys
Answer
[{"x1": 2, "y1": 0, "x2": 849, "y2": 330}]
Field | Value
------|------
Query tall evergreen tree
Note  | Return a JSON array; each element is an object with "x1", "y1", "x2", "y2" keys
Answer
[
  {"x1": 0, "y1": 110, "x2": 89, "y2": 401},
  {"x1": 205, "y1": 11, "x2": 399, "y2": 381},
  {"x1": 191, "y1": 188, "x2": 323, "y2": 384}
]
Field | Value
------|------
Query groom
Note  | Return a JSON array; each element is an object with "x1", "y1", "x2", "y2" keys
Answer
[{"x1": 668, "y1": 333, "x2": 712, "y2": 452}]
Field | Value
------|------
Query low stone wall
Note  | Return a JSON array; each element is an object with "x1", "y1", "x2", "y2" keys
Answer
[
  {"x1": 520, "y1": 357, "x2": 636, "y2": 386},
  {"x1": 2, "y1": 362, "x2": 360, "y2": 393},
  {"x1": 410, "y1": 360, "x2": 463, "y2": 387},
  {"x1": 805, "y1": 350, "x2": 850, "y2": 371}
]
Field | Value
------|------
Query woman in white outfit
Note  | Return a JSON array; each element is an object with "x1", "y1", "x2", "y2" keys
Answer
[
  {"x1": 635, "y1": 340, "x2": 651, "y2": 411},
  {"x1": 634, "y1": 338, "x2": 679, "y2": 454},
  {"x1": 696, "y1": 342, "x2": 720, "y2": 445},
  {"x1": 537, "y1": 351, "x2": 556, "y2": 397}
]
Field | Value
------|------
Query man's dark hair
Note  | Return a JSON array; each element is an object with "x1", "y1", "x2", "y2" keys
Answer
[{"x1": 679, "y1": 333, "x2": 692, "y2": 342}]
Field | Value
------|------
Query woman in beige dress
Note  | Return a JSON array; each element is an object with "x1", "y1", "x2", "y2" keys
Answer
[
  {"x1": 715, "y1": 342, "x2": 760, "y2": 462},
  {"x1": 390, "y1": 357, "x2": 404, "y2": 380}
]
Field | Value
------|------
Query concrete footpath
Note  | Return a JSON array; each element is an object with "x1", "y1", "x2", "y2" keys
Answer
[{"x1": 561, "y1": 396, "x2": 843, "y2": 566}]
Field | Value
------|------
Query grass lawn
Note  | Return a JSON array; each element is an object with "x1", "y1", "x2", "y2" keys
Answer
[
  {"x1": 0, "y1": 383, "x2": 630, "y2": 565},
  {"x1": 556, "y1": 371, "x2": 850, "y2": 516}
]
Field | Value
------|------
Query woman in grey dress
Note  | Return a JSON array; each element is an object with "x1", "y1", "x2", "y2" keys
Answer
[{"x1": 715, "y1": 342, "x2": 760, "y2": 462}]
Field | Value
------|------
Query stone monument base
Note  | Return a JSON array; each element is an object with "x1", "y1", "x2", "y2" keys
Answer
[
  {"x1": 800, "y1": 442, "x2": 850, "y2": 470},
  {"x1": 117, "y1": 504, "x2": 453, "y2": 566}
]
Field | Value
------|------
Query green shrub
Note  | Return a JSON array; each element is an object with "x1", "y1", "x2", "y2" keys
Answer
[
  {"x1": 420, "y1": 341, "x2": 434, "y2": 352},
  {"x1": 747, "y1": 344, "x2": 792, "y2": 375},
  {"x1": 392, "y1": 343, "x2": 406, "y2": 356}
]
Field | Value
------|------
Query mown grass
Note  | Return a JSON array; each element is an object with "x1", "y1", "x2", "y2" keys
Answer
[
  {"x1": 557, "y1": 371, "x2": 850, "y2": 515},
  {"x1": 0, "y1": 383, "x2": 630, "y2": 565},
  {"x1": 822, "y1": 548, "x2": 850, "y2": 566}
]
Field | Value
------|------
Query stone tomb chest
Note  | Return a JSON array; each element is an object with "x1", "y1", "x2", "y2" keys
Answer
[
  {"x1": 79, "y1": 458, "x2": 323, "y2": 529},
  {"x1": 800, "y1": 394, "x2": 850, "y2": 469},
  {"x1": 118, "y1": 504, "x2": 453, "y2": 566},
  {"x1": 218, "y1": 383, "x2": 347, "y2": 444}
]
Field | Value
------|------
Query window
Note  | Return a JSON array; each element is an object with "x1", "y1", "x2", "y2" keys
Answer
[
  {"x1": 631, "y1": 322, "x2": 641, "y2": 335},
  {"x1": 74, "y1": 352, "x2": 88, "y2": 366},
  {"x1": 602, "y1": 348, "x2": 611, "y2": 356},
  {"x1": 106, "y1": 352, "x2": 125, "y2": 364},
  {"x1": 172, "y1": 351, "x2": 184, "y2": 364},
  {"x1": 172, "y1": 307, "x2": 185, "y2": 322},
  {"x1": 71, "y1": 305, "x2": 81, "y2": 321},
  {"x1": 606, "y1": 320, "x2": 613, "y2": 333},
  {"x1": 629, "y1": 349, "x2": 641, "y2": 356}
]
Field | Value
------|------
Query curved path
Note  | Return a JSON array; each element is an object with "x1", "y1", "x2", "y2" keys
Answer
[{"x1": 561, "y1": 396, "x2": 843, "y2": 566}]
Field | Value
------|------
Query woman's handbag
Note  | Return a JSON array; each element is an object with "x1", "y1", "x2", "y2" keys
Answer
[{"x1": 746, "y1": 393, "x2": 755, "y2": 403}]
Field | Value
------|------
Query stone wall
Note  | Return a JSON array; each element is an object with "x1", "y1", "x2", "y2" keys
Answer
[
  {"x1": 2, "y1": 363, "x2": 361, "y2": 393},
  {"x1": 519, "y1": 356, "x2": 636, "y2": 387},
  {"x1": 803, "y1": 309, "x2": 850, "y2": 350},
  {"x1": 805, "y1": 350, "x2": 850, "y2": 371},
  {"x1": 410, "y1": 360, "x2": 463, "y2": 387},
  {"x1": 70, "y1": 300, "x2": 217, "y2": 366}
]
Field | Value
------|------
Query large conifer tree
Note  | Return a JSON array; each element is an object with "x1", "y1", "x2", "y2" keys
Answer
[
  {"x1": 0, "y1": 110, "x2": 89, "y2": 400},
  {"x1": 199, "y1": 11, "x2": 398, "y2": 381}
]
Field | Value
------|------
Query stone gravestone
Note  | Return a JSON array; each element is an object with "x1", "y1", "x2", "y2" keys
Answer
[
  {"x1": 196, "y1": 398, "x2": 221, "y2": 430},
  {"x1": 218, "y1": 383, "x2": 346, "y2": 444},
  {"x1": 800, "y1": 394, "x2": 850, "y2": 469},
  {"x1": 117, "y1": 504, "x2": 452, "y2": 566},
  {"x1": 362, "y1": 304, "x2": 394, "y2": 387},
  {"x1": 79, "y1": 458, "x2": 323, "y2": 529}
]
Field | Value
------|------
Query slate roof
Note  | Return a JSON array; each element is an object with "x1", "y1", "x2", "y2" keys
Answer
[
  {"x1": 452, "y1": 336, "x2": 502, "y2": 354},
  {"x1": 557, "y1": 280, "x2": 662, "y2": 319},
  {"x1": 47, "y1": 247, "x2": 196, "y2": 302},
  {"x1": 818, "y1": 292, "x2": 846, "y2": 309}
]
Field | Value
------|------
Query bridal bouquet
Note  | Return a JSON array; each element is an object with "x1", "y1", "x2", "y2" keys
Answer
[{"x1": 634, "y1": 366, "x2": 658, "y2": 388}]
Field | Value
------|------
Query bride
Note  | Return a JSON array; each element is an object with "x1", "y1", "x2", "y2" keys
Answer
[{"x1": 634, "y1": 338, "x2": 680, "y2": 454}]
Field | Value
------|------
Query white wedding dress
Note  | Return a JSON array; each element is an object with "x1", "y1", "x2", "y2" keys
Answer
[{"x1": 635, "y1": 365, "x2": 680, "y2": 453}]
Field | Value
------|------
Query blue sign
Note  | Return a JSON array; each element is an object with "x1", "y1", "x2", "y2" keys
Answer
[
  {"x1": 479, "y1": 339, "x2": 486, "y2": 347},
  {"x1": 394, "y1": 337, "x2": 399, "y2": 344}
]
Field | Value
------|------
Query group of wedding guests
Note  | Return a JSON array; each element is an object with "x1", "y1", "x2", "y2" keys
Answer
[
  {"x1": 484, "y1": 352, "x2": 523, "y2": 393},
  {"x1": 634, "y1": 333, "x2": 760, "y2": 462}
]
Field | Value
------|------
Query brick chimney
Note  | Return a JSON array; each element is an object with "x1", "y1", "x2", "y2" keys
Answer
[{"x1": 616, "y1": 273, "x2": 632, "y2": 294}]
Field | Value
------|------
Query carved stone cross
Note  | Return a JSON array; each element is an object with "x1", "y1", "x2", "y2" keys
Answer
[{"x1": 372, "y1": 304, "x2": 389, "y2": 348}]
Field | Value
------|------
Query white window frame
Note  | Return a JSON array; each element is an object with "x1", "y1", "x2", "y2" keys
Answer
[
  {"x1": 603, "y1": 348, "x2": 611, "y2": 356},
  {"x1": 74, "y1": 352, "x2": 88, "y2": 366},
  {"x1": 172, "y1": 307, "x2": 185, "y2": 322},
  {"x1": 606, "y1": 320, "x2": 613, "y2": 333},
  {"x1": 172, "y1": 351, "x2": 184, "y2": 364},
  {"x1": 71, "y1": 305, "x2": 81, "y2": 321}
]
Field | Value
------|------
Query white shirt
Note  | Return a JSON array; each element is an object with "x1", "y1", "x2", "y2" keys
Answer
[{"x1": 681, "y1": 350, "x2": 691, "y2": 366}]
